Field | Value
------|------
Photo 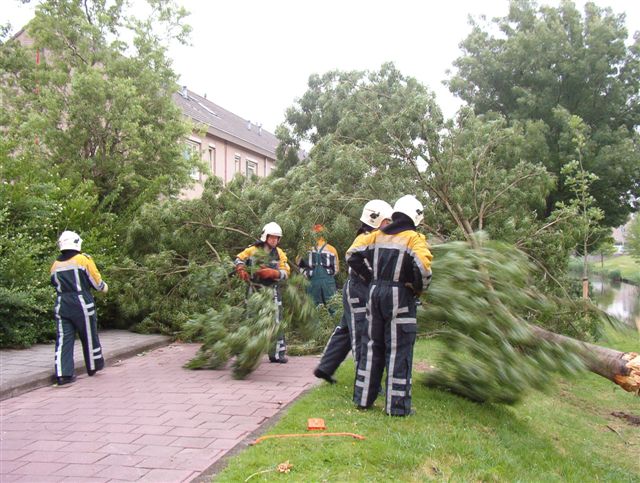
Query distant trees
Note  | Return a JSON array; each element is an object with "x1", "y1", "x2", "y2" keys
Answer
[
  {"x1": 627, "y1": 215, "x2": 640, "y2": 260},
  {"x1": 448, "y1": 0, "x2": 640, "y2": 227},
  {"x1": 0, "y1": 0, "x2": 194, "y2": 346}
]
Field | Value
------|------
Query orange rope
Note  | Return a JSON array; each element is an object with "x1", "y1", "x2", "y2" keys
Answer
[{"x1": 251, "y1": 432, "x2": 365, "y2": 445}]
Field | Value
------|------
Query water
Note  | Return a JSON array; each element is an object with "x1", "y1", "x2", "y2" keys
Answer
[{"x1": 591, "y1": 277, "x2": 640, "y2": 332}]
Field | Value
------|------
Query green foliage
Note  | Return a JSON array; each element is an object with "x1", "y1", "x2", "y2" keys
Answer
[
  {"x1": 628, "y1": 215, "x2": 640, "y2": 260},
  {"x1": 422, "y1": 236, "x2": 587, "y2": 403},
  {"x1": 0, "y1": 286, "x2": 53, "y2": 348},
  {"x1": 183, "y1": 290, "x2": 278, "y2": 379},
  {"x1": 608, "y1": 269, "x2": 622, "y2": 282},
  {"x1": 182, "y1": 274, "x2": 335, "y2": 378},
  {"x1": 448, "y1": 0, "x2": 640, "y2": 226},
  {"x1": 214, "y1": 338, "x2": 640, "y2": 482},
  {"x1": 0, "y1": 0, "x2": 195, "y2": 344}
]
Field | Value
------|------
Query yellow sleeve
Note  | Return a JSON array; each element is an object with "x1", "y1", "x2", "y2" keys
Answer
[
  {"x1": 235, "y1": 245, "x2": 257, "y2": 266},
  {"x1": 277, "y1": 247, "x2": 291, "y2": 279},
  {"x1": 80, "y1": 254, "x2": 106, "y2": 291},
  {"x1": 409, "y1": 233, "x2": 433, "y2": 291},
  {"x1": 346, "y1": 231, "x2": 376, "y2": 281},
  {"x1": 327, "y1": 243, "x2": 340, "y2": 273}
]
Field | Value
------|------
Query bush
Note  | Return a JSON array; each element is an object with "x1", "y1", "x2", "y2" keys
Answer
[
  {"x1": 608, "y1": 269, "x2": 622, "y2": 282},
  {"x1": 0, "y1": 287, "x2": 55, "y2": 348}
]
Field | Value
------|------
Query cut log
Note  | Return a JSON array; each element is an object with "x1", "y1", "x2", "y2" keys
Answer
[{"x1": 530, "y1": 325, "x2": 640, "y2": 395}]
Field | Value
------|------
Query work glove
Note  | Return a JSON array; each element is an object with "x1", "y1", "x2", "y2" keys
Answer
[
  {"x1": 235, "y1": 264, "x2": 250, "y2": 282},
  {"x1": 255, "y1": 267, "x2": 281, "y2": 280},
  {"x1": 102, "y1": 282, "x2": 109, "y2": 294}
]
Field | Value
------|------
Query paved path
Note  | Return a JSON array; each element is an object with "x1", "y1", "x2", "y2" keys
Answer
[
  {"x1": 1, "y1": 331, "x2": 171, "y2": 401},
  {"x1": 0, "y1": 337, "x2": 320, "y2": 482}
]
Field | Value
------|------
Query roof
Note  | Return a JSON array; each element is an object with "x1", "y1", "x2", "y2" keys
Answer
[{"x1": 173, "y1": 88, "x2": 278, "y2": 159}]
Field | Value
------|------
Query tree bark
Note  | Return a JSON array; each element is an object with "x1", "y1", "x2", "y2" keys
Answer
[{"x1": 530, "y1": 325, "x2": 640, "y2": 395}]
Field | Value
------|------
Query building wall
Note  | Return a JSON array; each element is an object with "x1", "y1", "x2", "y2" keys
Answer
[{"x1": 179, "y1": 130, "x2": 276, "y2": 199}]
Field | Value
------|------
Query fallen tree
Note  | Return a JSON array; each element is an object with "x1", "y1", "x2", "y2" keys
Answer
[
  {"x1": 421, "y1": 237, "x2": 639, "y2": 403},
  {"x1": 530, "y1": 325, "x2": 640, "y2": 394}
]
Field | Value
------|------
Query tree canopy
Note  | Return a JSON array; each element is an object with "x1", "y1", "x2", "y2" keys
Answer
[
  {"x1": 0, "y1": 0, "x2": 195, "y2": 346},
  {"x1": 448, "y1": 0, "x2": 640, "y2": 226}
]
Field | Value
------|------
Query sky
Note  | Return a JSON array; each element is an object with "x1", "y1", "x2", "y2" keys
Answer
[{"x1": 5, "y1": 0, "x2": 640, "y2": 134}]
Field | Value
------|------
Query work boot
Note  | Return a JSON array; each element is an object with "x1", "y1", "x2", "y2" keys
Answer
[
  {"x1": 313, "y1": 368, "x2": 336, "y2": 384},
  {"x1": 269, "y1": 356, "x2": 288, "y2": 364},
  {"x1": 390, "y1": 409, "x2": 416, "y2": 417},
  {"x1": 87, "y1": 369, "x2": 96, "y2": 376},
  {"x1": 56, "y1": 375, "x2": 76, "y2": 387}
]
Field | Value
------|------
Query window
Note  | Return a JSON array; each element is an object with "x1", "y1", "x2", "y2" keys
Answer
[
  {"x1": 208, "y1": 147, "x2": 216, "y2": 175},
  {"x1": 184, "y1": 140, "x2": 201, "y2": 180},
  {"x1": 246, "y1": 160, "x2": 258, "y2": 177},
  {"x1": 234, "y1": 154, "x2": 241, "y2": 174}
]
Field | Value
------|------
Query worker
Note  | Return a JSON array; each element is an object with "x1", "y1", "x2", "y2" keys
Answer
[
  {"x1": 235, "y1": 222, "x2": 291, "y2": 363},
  {"x1": 314, "y1": 200, "x2": 393, "y2": 384},
  {"x1": 50, "y1": 231, "x2": 109, "y2": 386},
  {"x1": 346, "y1": 195, "x2": 433, "y2": 416},
  {"x1": 298, "y1": 224, "x2": 339, "y2": 306}
]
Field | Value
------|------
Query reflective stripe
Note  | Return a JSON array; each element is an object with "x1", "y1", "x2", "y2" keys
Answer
[
  {"x1": 393, "y1": 251, "x2": 404, "y2": 282},
  {"x1": 74, "y1": 268, "x2": 82, "y2": 292},
  {"x1": 345, "y1": 280, "x2": 359, "y2": 357},
  {"x1": 357, "y1": 284, "x2": 377, "y2": 406},
  {"x1": 54, "y1": 297, "x2": 63, "y2": 377},
  {"x1": 386, "y1": 287, "x2": 399, "y2": 412},
  {"x1": 79, "y1": 294, "x2": 96, "y2": 371}
]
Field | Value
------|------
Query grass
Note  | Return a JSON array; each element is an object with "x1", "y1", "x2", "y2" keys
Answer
[
  {"x1": 586, "y1": 254, "x2": 640, "y2": 284},
  {"x1": 213, "y1": 331, "x2": 640, "y2": 482}
]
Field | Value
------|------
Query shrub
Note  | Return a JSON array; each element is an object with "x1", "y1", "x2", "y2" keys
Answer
[{"x1": 0, "y1": 287, "x2": 55, "y2": 348}]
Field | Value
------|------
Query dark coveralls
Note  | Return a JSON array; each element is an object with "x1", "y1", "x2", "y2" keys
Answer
[
  {"x1": 235, "y1": 243, "x2": 291, "y2": 361},
  {"x1": 346, "y1": 224, "x2": 433, "y2": 416},
  {"x1": 299, "y1": 240, "x2": 339, "y2": 306},
  {"x1": 315, "y1": 233, "x2": 369, "y2": 378},
  {"x1": 50, "y1": 251, "x2": 108, "y2": 379}
]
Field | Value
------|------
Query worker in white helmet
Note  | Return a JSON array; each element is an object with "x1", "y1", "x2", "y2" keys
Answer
[
  {"x1": 314, "y1": 200, "x2": 393, "y2": 384},
  {"x1": 50, "y1": 231, "x2": 109, "y2": 386},
  {"x1": 234, "y1": 222, "x2": 291, "y2": 362},
  {"x1": 346, "y1": 195, "x2": 433, "y2": 416}
]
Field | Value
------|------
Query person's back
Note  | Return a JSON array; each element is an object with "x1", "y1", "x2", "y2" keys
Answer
[
  {"x1": 346, "y1": 195, "x2": 432, "y2": 416},
  {"x1": 313, "y1": 200, "x2": 392, "y2": 384},
  {"x1": 50, "y1": 231, "x2": 108, "y2": 386}
]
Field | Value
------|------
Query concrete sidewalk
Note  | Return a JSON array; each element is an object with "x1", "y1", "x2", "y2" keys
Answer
[
  {"x1": 1, "y1": 330, "x2": 171, "y2": 401},
  {"x1": 0, "y1": 336, "x2": 321, "y2": 482}
]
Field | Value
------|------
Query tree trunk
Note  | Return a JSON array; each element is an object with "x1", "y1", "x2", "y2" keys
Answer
[{"x1": 530, "y1": 325, "x2": 640, "y2": 395}]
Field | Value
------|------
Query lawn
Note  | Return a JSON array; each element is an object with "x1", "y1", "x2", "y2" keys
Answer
[
  {"x1": 212, "y1": 331, "x2": 640, "y2": 482},
  {"x1": 588, "y1": 254, "x2": 640, "y2": 285}
]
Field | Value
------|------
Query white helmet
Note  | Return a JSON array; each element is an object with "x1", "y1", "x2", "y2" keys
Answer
[
  {"x1": 260, "y1": 222, "x2": 283, "y2": 242},
  {"x1": 360, "y1": 200, "x2": 393, "y2": 229},
  {"x1": 393, "y1": 195, "x2": 424, "y2": 226},
  {"x1": 58, "y1": 230, "x2": 83, "y2": 251}
]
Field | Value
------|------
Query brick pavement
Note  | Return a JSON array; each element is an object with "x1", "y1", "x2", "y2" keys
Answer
[
  {"x1": 0, "y1": 343, "x2": 320, "y2": 482},
  {"x1": 1, "y1": 331, "x2": 171, "y2": 401}
]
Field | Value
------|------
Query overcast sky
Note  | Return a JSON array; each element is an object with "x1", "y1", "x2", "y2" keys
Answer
[{"x1": 5, "y1": 0, "x2": 640, "y2": 133}]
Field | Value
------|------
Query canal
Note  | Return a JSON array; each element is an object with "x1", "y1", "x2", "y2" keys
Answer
[{"x1": 591, "y1": 277, "x2": 640, "y2": 332}]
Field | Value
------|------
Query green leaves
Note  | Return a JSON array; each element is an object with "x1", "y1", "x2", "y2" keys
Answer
[
  {"x1": 422, "y1": 236, "x2": 587, "y2": 403},
  {"x1": 448, "y1": 0, "x2": 639, "y2": 226}
]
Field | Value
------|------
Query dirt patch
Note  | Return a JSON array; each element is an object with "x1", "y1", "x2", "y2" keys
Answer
[
  {"x1": 611, "y1": 411, "x2": 640, "y2": 426},
  {"x1": 414, "y1": 360, "x2": 436, "y2": 373}
]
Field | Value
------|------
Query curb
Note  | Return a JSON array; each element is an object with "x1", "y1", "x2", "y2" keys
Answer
[{"x1": 0, "y1": 337, "x2": 171, "y2": 401}]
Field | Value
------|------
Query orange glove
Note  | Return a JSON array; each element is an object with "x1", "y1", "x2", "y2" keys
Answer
[
  {"x1": 255, "y1": 267, "x2": 281, "y2": 280},
  {"x1": 235, "y1": 264, "x2": 250, "y2": 282}
]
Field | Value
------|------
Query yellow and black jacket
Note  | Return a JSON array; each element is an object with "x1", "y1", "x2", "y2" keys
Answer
[
  {"x1": 346, "y1": 224, "x2": 432, "y2": 293},
  {"x1": 234, "y1": 243, "x2": 290, "y2": 286},
  {"x1": 50, "y1": 252, "x2": 107, "y2": 295},
  {"x1": 298, "y1": 237, "x2": 340, "y2": 277}
]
